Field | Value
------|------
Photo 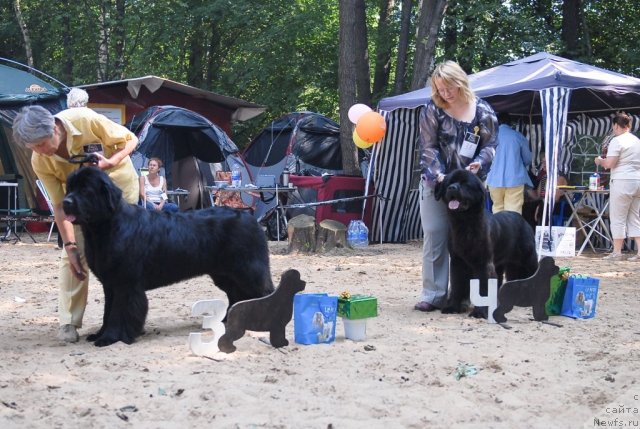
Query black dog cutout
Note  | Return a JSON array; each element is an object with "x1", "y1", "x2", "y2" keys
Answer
[
  {"x1": 218, "y1": 269, "x2": 306, "y2": 353},
  {"x1": 493, "y1": 256, "x2": 559, "y2": 323},
  {"x1": 63, "y1": 167, "x2": 274, "y2": 347}
]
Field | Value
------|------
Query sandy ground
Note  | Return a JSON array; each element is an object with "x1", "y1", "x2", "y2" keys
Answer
[{"x1": 0, "y1": 232, "x2": 639, "y2": 429}]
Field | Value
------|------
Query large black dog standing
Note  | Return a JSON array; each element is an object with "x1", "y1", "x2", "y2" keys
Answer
[
  {"x1": 435, "y1": 169, "x2": 538, "y2": 318},
  {"x1": 63, "y1": 167, "x2": 274, "y2": 346}
]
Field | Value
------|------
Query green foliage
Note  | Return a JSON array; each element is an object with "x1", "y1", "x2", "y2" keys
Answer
[{"x1": 3, "y1": 0, "x2": 640, "y2": 147}]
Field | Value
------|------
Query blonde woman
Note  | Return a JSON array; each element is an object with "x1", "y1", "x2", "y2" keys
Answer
[
  {"x1": 139, "y1": 157, "x2": 179, "y2": 212},
  {"x1": 414, "y1": 60, "x2": 498, "y2": 313}
]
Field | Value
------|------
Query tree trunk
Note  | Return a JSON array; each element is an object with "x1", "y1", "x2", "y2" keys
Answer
[
  {"x1": 410, "y1": 0, "x2": 448, "y2": 90},
  {"x1": 206, "y1": 20, "x2": 221, "y2": 89},
  {"x1": 187, "y1": 24, "x2": 206, "y2": 87},
  {"x1": 339, "y1": 0, "x2": 360, "y2": 176},
  {"x1": 372, "y1": 0, "x2": 395, "y2": 102},
  {"x1": 561, "y1": 0, "x2": 583, "y2": 59},
  {"x1": 112, "y1": 0, "x2": 126, "y2": 79},
  {"x1": 60, "y1": 1, "x2": 73, "y2": 83},
  {"x1": 579, "y1": 4, "x2": 592, "y2": 59},
  {"x1": 97, "y1": 1, "x2": 109, "y2": 81},
  {"x1": 13, "y1": 0, "x2": 33, "y2": 67},
  {"x1": 393, "y1": 0, "x2": 413, "y2": 95},
  {"x1": 354, "y1": 0, "x2": 371, "y2": 106},
  {"x1": 443, "y1": 1, "x2": 457, "y2": 62}
]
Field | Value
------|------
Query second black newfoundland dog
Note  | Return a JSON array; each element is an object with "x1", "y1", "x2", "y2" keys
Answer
[
  {"x1": 435, "y1": 169, "x2": 538, "y2": 318},
  {"x1": 63, "y1": 167, "x2": 274, "y2": 346}
]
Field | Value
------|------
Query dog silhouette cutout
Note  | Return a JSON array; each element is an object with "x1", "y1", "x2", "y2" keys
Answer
[
  {"x1": 218, "y1": 269, "x2": 306, "y2": 353},
  {"x1": 493, "y1": 256, "x2": 559, "y2": 323}
]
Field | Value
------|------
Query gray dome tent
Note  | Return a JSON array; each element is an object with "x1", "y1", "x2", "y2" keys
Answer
[{"x1": 128, "y1": 105, "x2": 251, "y2": 211}]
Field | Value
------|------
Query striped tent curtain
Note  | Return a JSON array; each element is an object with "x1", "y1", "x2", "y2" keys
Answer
[
  {"x1": 371, "y1": 108, "x2": 422, "y2": 242},
  {"x1": 515, "y1": 121, "x2": 576, "y2": 177},
  {"x1": 539, "y1": 87, "x2": 571, "y2": 233}
]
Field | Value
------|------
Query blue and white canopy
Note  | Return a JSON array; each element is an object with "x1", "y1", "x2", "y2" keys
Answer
[{"x1": 372, "y1": 53, "x2": 640, "y2": 243}]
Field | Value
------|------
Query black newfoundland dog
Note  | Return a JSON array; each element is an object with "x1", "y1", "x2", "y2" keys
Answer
[
  {"x1": 435, "y1": 169, "x2": 538, "y2": 318},
  {"x1": 63, "y1": 167, "x2": 274, "y2": 346}
]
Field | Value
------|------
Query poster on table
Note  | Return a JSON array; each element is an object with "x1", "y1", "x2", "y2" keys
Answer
[{"x1": 535, "y1": 226, "x2": 576, "y2": 257}]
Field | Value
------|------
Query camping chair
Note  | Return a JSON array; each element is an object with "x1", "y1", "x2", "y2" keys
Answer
[
  {"x1": 35, "y1": 179, "x2": 55, "y2": 242},
  {"x1": 0, "y1": 181, "x2": 35, "y2": 243}
]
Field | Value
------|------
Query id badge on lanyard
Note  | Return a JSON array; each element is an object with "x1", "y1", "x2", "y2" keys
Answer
[{"x1": 460, "y1": 125, "x2": 480, "y2": 159}]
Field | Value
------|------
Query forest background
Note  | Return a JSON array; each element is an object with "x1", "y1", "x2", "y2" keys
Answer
[{"x1": 2, "y1": 0, "x2": 640, "y2": 174}]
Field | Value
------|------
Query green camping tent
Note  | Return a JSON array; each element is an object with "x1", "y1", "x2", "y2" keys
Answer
[{"x1": 0, "y1": 58, "x2": 67, "y2": 210}]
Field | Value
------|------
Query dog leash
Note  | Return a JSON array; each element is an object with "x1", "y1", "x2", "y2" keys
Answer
[{"x1": 67, "y1": 154, "x2": 99, "y2": 166}]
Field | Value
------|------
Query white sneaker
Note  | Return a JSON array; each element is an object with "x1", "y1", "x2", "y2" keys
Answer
[
  {"x1": 602, "y1": 253, "x2": 623, "y2": 261},
  {"x1": 57, "y1": 324, "x2": 79, "y2": 343}
]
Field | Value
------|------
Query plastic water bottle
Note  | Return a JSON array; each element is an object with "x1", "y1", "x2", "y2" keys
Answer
[
  {"x1": 231, "y1": 166, "x2": 242, "y2": 187},
  {"x1": 357, "y1": 221, "x2": 369, "y2": 247},
  {"x1": 589, "y1": 172, "x2": 600, "y2": 191},
  {"x1": 347, "y1": 220, "x2": 359, "y2": 248},
  {"x1": 347, "y1": 220, "x2": 369, "y2": 248}
]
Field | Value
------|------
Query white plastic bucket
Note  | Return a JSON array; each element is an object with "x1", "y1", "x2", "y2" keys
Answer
[{"x1": 342, "y1": 317, "x2": 367, "y2": 341}]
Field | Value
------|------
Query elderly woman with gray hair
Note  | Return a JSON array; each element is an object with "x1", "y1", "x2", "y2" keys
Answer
[
  {"x1": 66, "y1": 87, "x2": 89, "y2": 108},
  {"x1": 12, "y1": 105, "x2": 138, "y2": 343}
]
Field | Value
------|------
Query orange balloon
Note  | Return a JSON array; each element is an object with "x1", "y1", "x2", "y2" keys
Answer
[
  {"x1": 353, "y1": 129, "x2": 374, "y2": 149},
  {"x1": 355, "y1": 111, "x2": 386, "y2": 143}
]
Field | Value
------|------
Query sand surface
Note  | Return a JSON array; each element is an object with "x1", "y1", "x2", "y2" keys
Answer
[{"x1": 1, "y1": 234, "x2": 639, "y2": 428}]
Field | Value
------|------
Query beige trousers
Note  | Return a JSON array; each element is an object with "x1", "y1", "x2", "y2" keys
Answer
[
  {"x1": 489, "y1": 185, "x2": 525, "y2": 214},
  {"x1": 58, "y1": 226, "x2": 89, "y2": 327}
]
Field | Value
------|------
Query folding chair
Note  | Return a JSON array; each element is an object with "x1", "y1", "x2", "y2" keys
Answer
[{"x1": 35, "y1": 179, "x2": 56, "y2": 242}]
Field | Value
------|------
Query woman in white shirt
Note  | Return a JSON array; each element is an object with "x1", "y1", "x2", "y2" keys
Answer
[
  {"x1": 595, "y1": 112, "x2": 640, "y2": 260},
  {"x1": 139, "y1": 157, "x2": 179, "y2": 212}
]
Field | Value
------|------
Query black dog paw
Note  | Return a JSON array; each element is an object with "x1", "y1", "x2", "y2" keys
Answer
[
  {"x1": 217, "y1": 339, "x2": 236, "y2": 354},
  {"x1": 441, "y1": 305, "x2": 463, "y2": 314},
  {"x1": 92, "y1": 329, "x2": 136, "y2": 347},
  {"x1": 469, "y1": 307, "x2": 488, "y2": 319},
  {"x1": 93, "y1": 336, "x2": 120, "y2": 347},
  {"x1": 493, "y1": 311, "x2": 507, "y2": 324}
]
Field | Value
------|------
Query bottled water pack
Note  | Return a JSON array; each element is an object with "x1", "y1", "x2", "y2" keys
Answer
[{"x1": 347, "y1": 220, "x2": 369, "y2": 248}]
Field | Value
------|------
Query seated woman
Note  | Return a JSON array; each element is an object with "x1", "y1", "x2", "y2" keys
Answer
[
  {"x1": 522, "y1": 153, "x2": 567, "y2": 228},
  {"x1": 139, "y1": 157, "x2": 179, "y2": 212}
]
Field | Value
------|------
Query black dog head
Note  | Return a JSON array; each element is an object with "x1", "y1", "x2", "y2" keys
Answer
[
  {"x1": 63, "y1": 167, "x2": 123, "y2": 224},
  {"x1": 436, "y1": 169, "x2": 486, "y2": 214}
]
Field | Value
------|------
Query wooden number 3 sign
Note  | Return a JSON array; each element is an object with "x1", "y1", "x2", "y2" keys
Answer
[{"x1": 189, "y1": 299, "x2": 227, "y2": 355}]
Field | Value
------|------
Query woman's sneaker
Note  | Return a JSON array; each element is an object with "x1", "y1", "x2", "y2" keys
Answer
[{"x1": 602, "y1": 253, "x2": 623, "y2": 261}]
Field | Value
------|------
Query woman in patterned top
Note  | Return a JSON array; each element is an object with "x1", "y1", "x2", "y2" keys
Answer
[{"x1": 414, "y1": 60, "x2": 498, "y2": 313}]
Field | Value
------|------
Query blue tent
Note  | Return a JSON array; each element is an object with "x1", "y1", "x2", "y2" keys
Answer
[{"x1": 372, "y1": 53, "x2": 640, "y2": 243}]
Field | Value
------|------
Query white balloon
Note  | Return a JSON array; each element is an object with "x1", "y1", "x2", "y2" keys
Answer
[{"x1": 348, "y1": 103, "x2": 373, "y2": 124}]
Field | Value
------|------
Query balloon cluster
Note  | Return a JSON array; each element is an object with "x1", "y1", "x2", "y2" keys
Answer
[{"x1": 348, "y1": 104, "x2": 386, "y2": 149}]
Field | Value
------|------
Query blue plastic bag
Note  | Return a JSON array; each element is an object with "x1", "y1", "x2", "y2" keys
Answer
[
  {"x1": 293, "y1": 293, "x2": 338, "y2": 345},
  {"x1": 561, "y1": 275, "x2": 599, "y2": 319}
]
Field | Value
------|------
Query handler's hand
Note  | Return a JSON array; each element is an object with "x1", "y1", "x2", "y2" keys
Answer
[
  {"x1": 67, "y1": 246, "x2": 87, "y2": 281},
  {"x1": 91, "y1": 152, "x2": 115, "y2": 170},
  {"x1": 466, "y1": 162, "x2": 481, "y2": 175}
]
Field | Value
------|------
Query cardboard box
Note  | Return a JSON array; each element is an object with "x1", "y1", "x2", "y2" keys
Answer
[{"x1": 338, "y1": 295, "x2": 377, "y2": 320}]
